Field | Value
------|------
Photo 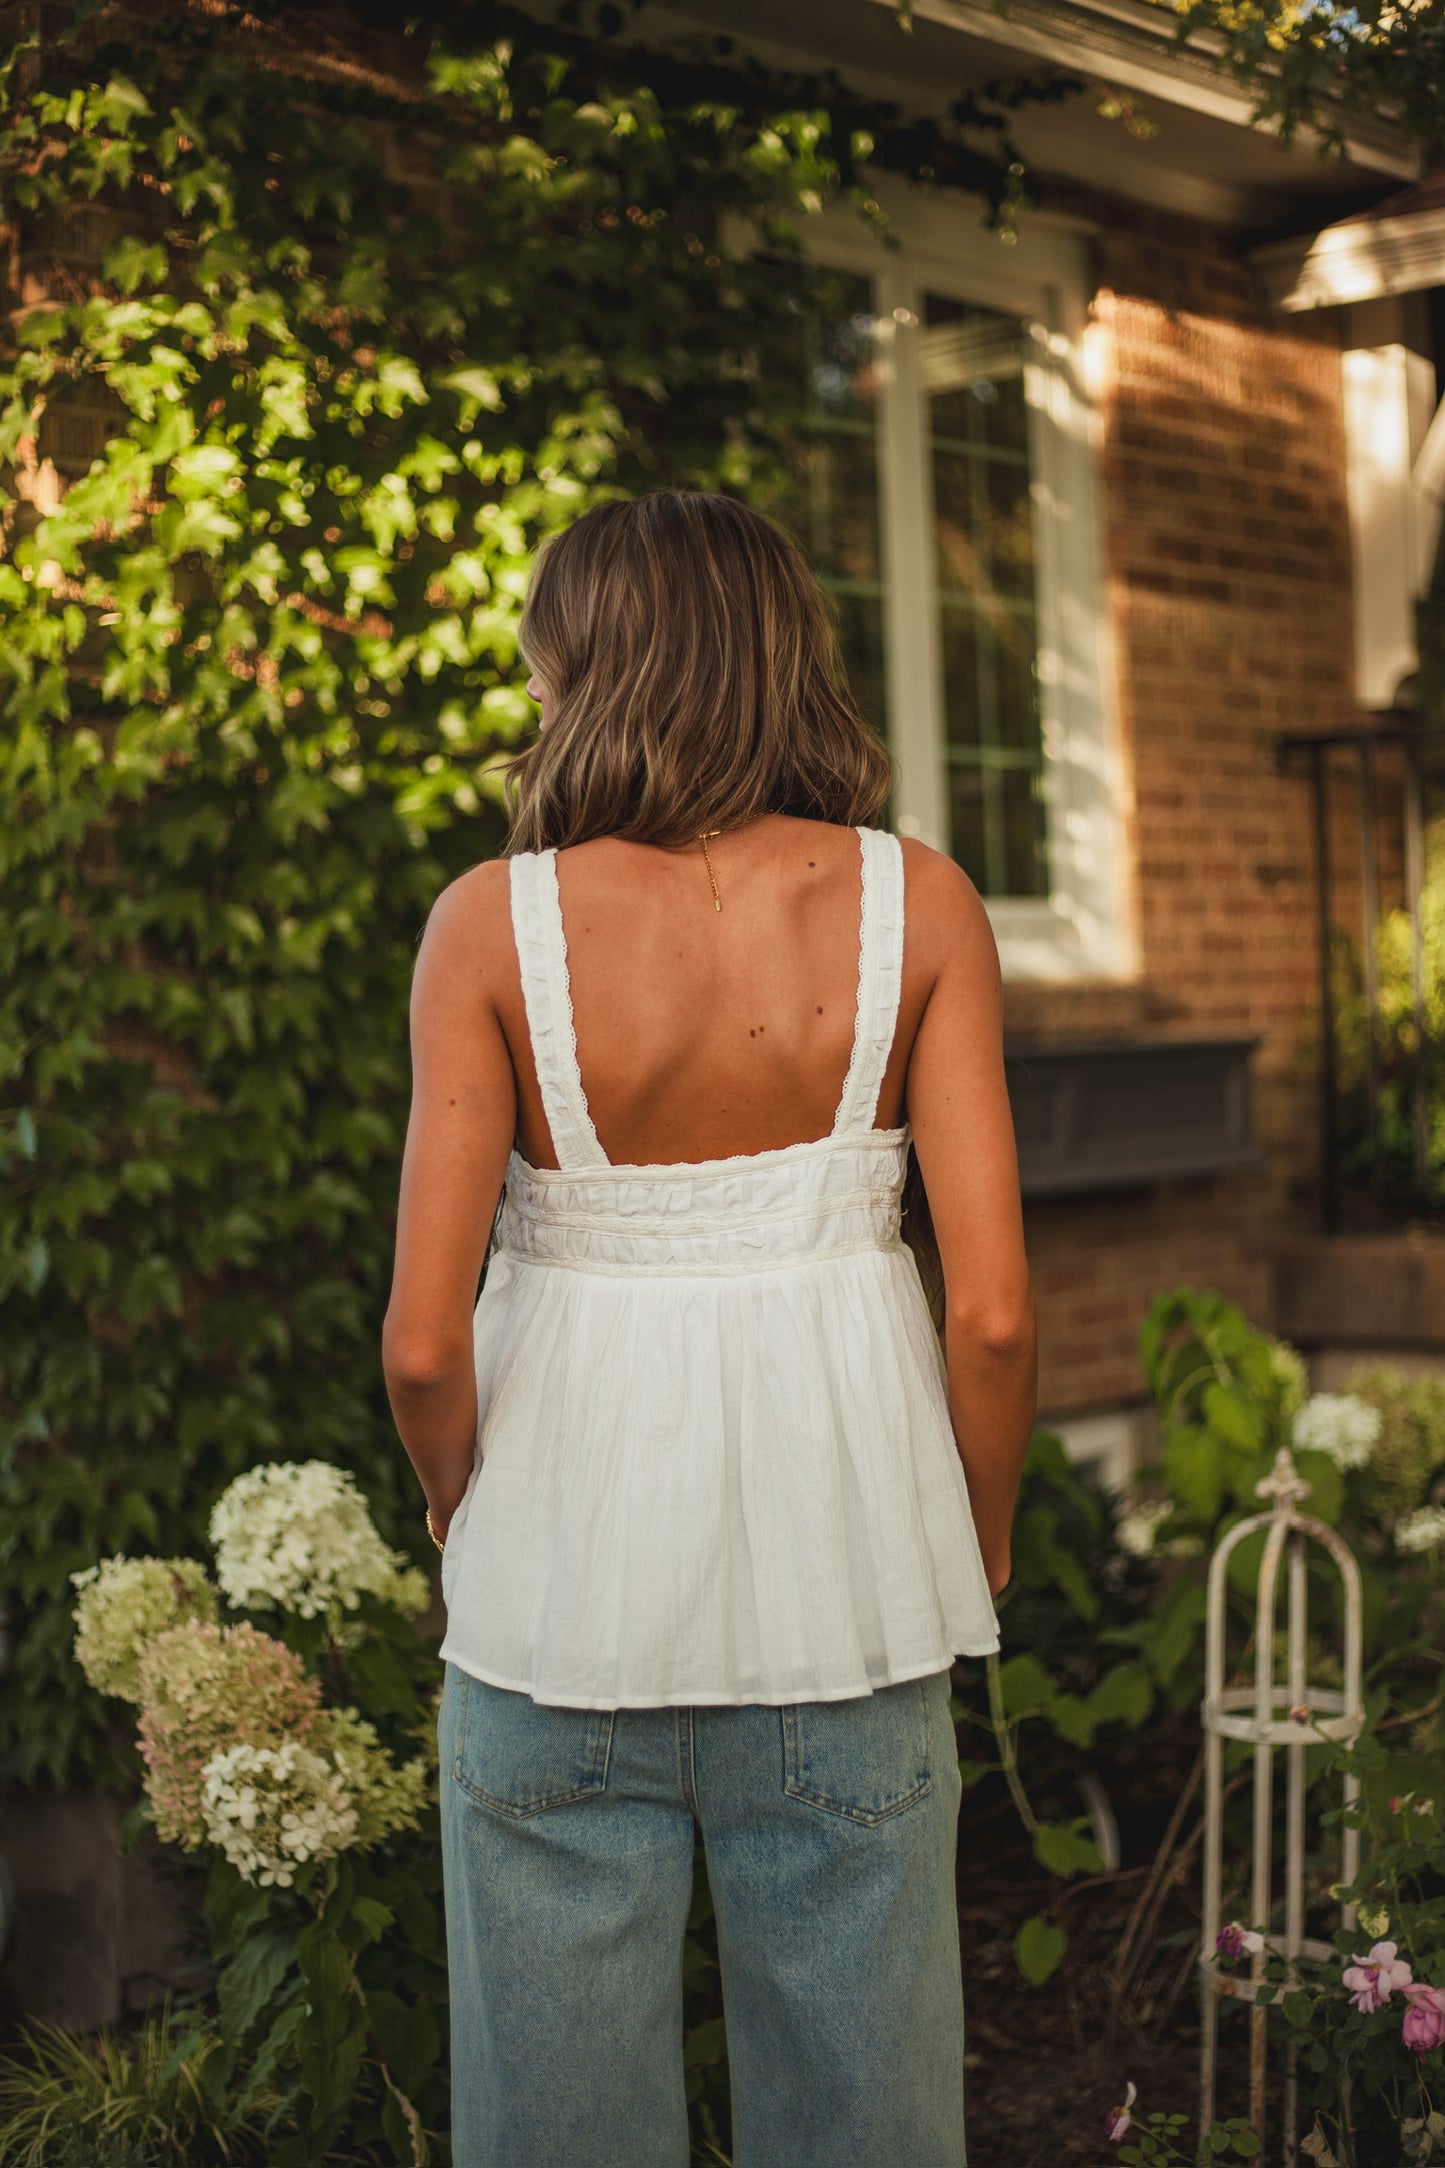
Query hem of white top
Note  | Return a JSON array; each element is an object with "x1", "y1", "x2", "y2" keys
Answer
[{"x1": 436, "y1": 1640, "x2": 1002, "y2": 1709}]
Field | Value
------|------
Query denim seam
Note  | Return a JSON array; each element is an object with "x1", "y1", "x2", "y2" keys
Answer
[{"x1": 675, "y1": 1708, "x2": 701, "y2": 1819}]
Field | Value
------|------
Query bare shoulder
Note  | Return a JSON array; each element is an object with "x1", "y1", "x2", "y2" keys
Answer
[
  {"x1": 414, "y1": 856, "x2": 515, "y2": 1002},
  {"x1": 900, "y1": 837, "x2": 999, "y2": 985}
]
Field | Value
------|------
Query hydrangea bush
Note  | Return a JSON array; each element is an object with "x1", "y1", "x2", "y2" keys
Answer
[{"x1": 70, "y1": 1461, "x2": 443, "y2": 2164}]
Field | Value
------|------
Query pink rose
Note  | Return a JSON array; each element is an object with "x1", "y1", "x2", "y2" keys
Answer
[
  {"x1": 1403, "y1": 1985, "x2": 1445, "y2": 2056},
  {"x1": 1217, "y1": 1922, "x2": 1264, "y2": 1960},
  {"x1": 1342, "y1": 1941, "x2": 1415, "y2": 2014}
]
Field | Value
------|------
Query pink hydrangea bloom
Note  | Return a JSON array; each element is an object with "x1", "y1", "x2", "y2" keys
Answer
[
  {"x1": 136, "y1": 1620, "x2": 321, "y2": 1847},
  {"x1": 1342, "y1": 1941, "x2": 1414, "y2": 2014},
  {"x1": 1402, "y1": 1985, "x2": 1445, "y2": 2056}
]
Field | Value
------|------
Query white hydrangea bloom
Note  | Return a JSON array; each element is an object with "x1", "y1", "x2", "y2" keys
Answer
[
  {"x1": 1395, "y1": 1505, "x2": 1445, "y2": 1554},
  {"x1": 1118, "y1": 1498, "x2": 1173, "y2": 1559},
  {"x1": 200, "y1": 1740, "x2": 359, "y2": 1887},
  {"x1": 71, "y1": 1556, "x2": 217, "y2": 1702},
  {"x1": 1293, "y1": 1393, "x2": 1381, "y2": 1472},
  {"x1": 209, "y1": 1461, "x2": 429, "y2": 1621}
]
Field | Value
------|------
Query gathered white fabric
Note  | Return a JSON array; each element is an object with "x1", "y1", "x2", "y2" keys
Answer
[{"x1": 438, "y1": 825, "x2": 1001, "y2": 1707}]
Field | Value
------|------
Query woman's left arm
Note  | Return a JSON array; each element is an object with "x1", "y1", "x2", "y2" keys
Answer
[{"x1": 383, "y1": 861, "x2": 517, "y2": 1541}]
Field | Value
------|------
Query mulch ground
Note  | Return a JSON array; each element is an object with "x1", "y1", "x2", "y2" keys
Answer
[{"x1": 955, "y1": 1716, "x2": 1247, "y2": 2168}]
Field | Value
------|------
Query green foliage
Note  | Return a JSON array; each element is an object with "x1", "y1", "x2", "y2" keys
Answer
[
  {"x1": 1169, "y1": 0, "x2": 1445, "y2": 162},
  {"x1": 0, "y1": 2001, "x2": 281, "y2": 2166},
  {"x1": 1112, "y1": 2107, "x2": 1261, "y2": 2164},
  {"x1": 966, "y1": 1290, "x2": 1445, "y2": 1989},
  {"x1": 1325, "y1": 814, "x2": 1445, "y2": 1207},
  {"x1": 1139, "y1": 1287, "x2": 1301, "y2": 1530},
  {"x1": 0, "y1": 0, "x2": 1050, "y2": 1788}
]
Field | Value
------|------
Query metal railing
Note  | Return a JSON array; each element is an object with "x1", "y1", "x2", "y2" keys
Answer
[{"x1": 1278, "y1": 719, "x2": 1445, "y2": 1232}]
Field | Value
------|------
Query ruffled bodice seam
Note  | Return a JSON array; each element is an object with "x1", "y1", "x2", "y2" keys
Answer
[
  {"x1": 506, "y1": 1122, "x2": 909, "y2": 1189},
  {"x1": 493, "y1": 1234, "x2": 909, "y2": 1280}
]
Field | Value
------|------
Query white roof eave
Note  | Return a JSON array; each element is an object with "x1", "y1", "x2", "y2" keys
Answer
[
  {"x1": 1255, "y1": 205, "x2": 1445, "y2": 311},
  {"x1": 866, "y1": 0, "x2": 1415, "y2": 182}
]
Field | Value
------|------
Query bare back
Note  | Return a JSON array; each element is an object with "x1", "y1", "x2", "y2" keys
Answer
[
  {"x1": 500, "y1": 817, "x2": 920, "y2": 1170},
  {"x1": 393, "y1": 811, "x2": 1027, "y2": 1388}
]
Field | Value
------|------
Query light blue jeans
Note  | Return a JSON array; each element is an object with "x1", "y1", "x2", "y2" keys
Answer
[{"x1": 438, "y1": 1663, "x2": 968, "y2": 2167}]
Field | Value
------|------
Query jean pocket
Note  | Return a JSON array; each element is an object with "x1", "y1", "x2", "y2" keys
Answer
[
  {"x1": 781, "y1": 1676, "x2": 934, "y2": 1827},
  {"x1": 452, "y1": 1671, "x2": 614, "y2": 1818}
]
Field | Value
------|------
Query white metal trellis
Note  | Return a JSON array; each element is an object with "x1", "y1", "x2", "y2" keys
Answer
[{"x1": 1199, "y1": 1445, "x2": 1364, "y2": 2165}]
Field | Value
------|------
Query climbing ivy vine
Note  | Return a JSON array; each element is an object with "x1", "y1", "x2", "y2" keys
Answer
[{"x1": 0, "y1": 0, "x2": 1062, "y2": 1786}]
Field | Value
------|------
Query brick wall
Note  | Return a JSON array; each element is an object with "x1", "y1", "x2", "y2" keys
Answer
[{"x1": 1011, "y1": 198, "x2": 1357, "y2": 1419}]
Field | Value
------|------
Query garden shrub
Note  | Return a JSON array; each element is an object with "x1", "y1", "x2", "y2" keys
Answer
[
  {"x1": 0, "y1": 2000, "x2": 282, "y2": 2167},
  {"x1": 969, "y1": 1291, "x2": 1445, "y2": 1992}
]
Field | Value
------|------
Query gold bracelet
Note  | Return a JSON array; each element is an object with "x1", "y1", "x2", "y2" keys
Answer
[{"x1": 425, "y1": 1509, "x2": 446, "y2": 1554}]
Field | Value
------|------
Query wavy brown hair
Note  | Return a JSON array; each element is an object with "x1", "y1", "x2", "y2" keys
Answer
[{"x1": 506, "y1": 491, "x2": 892, "y2": 852}]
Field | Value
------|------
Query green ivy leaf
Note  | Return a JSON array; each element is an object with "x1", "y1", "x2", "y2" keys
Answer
[
  {"x1": 1033, "y1": 1820, "x2": 1105, "y2": 1878},
  {"x1": 1163, "y1": 1422, "x2": 1223, "y2": 1523},
  {"x1": 1014, "y1": 1914, "x2": 1066, "y2": 1985}
]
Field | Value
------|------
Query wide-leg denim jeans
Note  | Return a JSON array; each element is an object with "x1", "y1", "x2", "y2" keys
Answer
[{"x1": 438, "y1": 1662, "x2": 968, "y2": 2168}]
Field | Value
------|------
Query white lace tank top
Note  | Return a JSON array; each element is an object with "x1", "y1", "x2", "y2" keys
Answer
[{"x1": 437, "y1": 824, "x2": 1000, "y2": 1706}]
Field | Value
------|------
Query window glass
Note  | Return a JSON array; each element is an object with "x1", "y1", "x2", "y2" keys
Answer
[
  {"x1": 757, "y1": 266, "x2": 887, "y2": 741},
  {"x1": 924, "y1": 292, "x2": 1048, "y2": 899},
  {"x1": 756, "y1": 268, "x2": 1051, "y2": 901}
]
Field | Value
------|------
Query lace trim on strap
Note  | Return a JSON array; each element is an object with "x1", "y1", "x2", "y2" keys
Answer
[
  {"x1": 509, "y1": 851, "x2": 610, "y2": 1173},
  {"x1": 832, "y1": 826, "x2": 905, "y2": 1137}
]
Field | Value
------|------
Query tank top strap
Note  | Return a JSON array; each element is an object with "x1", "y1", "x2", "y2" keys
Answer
[
  {"x1": 832, "y1": 825, "x2": 906, "y2": 1138},
  {"x1": 509, "y1": 850, "x2": 611, "y2": 1173}
]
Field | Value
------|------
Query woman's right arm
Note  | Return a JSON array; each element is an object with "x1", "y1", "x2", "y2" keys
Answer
[{"x1": 903, "y1": 844, "x2": 1037, "y2": 1598}]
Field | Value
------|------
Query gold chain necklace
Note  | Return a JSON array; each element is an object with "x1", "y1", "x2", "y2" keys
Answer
[
  {"x1": 696, "y1": 815, "x2": 763, "y2": 913},
  {"x1": 697, "y1": 829, "x2": 726, "y2": 913}
]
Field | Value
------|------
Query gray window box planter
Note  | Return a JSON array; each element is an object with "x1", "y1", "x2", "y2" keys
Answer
[{"x1": 1005, "y1": 1034, "x2": 1262, "y2": 1198}]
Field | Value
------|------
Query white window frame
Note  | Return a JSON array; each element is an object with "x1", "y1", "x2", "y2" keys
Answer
[
  {"x1": 1048, "y1": 1407, "x2": 1142, "y2": 1492},
  {"x1": 732, "y1": 182, "x2": 1134, "y2": 983},
  {"x1": 1340, "y1": 332, "x2": 1439, "y2": 712}
]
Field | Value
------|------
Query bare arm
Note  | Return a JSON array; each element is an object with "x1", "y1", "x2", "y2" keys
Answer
[
  {"x1": 382, "y1": 862, "x2": 517, "y2": 1541},
  {"x1": 903, "y1": 845, "x2": 1036, "y2": 1598}
]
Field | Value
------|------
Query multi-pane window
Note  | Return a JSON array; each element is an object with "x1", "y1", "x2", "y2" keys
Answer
[
  {"x1": 744, "y1": 202, "x2": 1127, "y2": 982},
  {"x1": 768, "y1": 268, "x2": 1046, "y2": 900}
]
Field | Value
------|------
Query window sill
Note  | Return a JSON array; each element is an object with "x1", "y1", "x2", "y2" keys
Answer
[{"x1": 988, "y1": 898, "x2": 1137, "y2": 984}]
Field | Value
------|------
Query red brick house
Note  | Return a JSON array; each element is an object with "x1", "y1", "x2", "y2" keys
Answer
[
  {"x1": 610, "y1": 0, "x2": 1443, "y2": 1478},
  {"x1": 9, "y1": 0, "x2": 1441, "y2": 2039}
]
